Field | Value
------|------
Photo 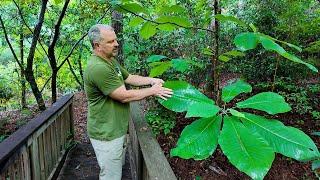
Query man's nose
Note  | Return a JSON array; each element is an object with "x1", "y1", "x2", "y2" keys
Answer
[{"x1": 114, "y1": 40, "x2": 119, "y2": 47}]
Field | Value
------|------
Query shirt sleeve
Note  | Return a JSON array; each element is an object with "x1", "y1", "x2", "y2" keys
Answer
[
  {"x1": 91, "y1": 65, "x2": 123, "y2": 96},
  {"x1": 119, "y1": 64, "x2": 129, "y2": 80}
]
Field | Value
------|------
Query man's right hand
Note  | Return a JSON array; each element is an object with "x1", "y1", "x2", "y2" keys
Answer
[{"x1": 151, "y1": 84, "x2": 173, "y2": 100}]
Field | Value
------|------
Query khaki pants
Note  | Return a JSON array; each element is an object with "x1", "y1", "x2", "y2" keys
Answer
[{"x1": 90, "y1": 135, "x2": 126, "y2": 180}]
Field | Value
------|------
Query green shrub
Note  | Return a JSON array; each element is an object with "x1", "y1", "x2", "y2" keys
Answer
[{"x1": 145, "y1": 106, "x2": 176, "y2": 136}]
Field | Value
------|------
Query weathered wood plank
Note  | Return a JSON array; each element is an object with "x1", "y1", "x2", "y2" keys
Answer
[
  {"x1": 48, "y1": 124, "x2": 53, "y2": 174},
  {"x1": 69, "y1": 104, "x2": 75, "y2": 139},
  {"x1": 128, "y1": 116, "x2": 141, "y2": 180},
  {"x1": 52, "y1": 118, "x2": 58, "y2": 168},
  {"x1": 21, "y1": 145, "x2": 31, "y2": 180},
  {"x1": 56, "y1": 115, "x2": 62, "y2": 153},
  {"x1": 130, "y1": 102, "x2": 176, "y2": 180},
  {"x1": 61, "y1": 111, "x2": 66, "y2": 150},
  {"x1": 30, "y1": 139, "x2": 40, "y2": 180},
  {"x1": 38, "y1": 133, "x2": 45, "y2": 180}
]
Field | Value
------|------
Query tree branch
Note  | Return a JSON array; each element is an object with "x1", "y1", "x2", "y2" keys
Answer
[
  {"x1": 67, "y1": 58, "x2": 83, "y2": 87},
  {"x1": 57, "y1": 5, "x2": 111, "y2": 70},
  {"x1": 12, "y1": 0, "x2": 49, "y2": 57},
  {"x1": 40, "y1": 75, "x2": 51, "y2": 93},
  {"x1": 118, "y1": 5, "x2": 214, "y2": 33},
  {"x1": 49, "y1": 0, "x2": 70, "y2": 50},
  {"x1": 0, "y1": 15, "x2": 24, "y2": 71},
  {"x1": 26, "y1": 0, "x2": 48, "y2": 71}
]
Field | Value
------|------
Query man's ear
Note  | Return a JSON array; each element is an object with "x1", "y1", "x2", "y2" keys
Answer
[{"x1": 93, "y1": 42, "x2": 99, "y2": 49}]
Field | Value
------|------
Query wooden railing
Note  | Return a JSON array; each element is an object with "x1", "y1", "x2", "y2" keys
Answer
[
  {"x1": 0, "y1": 94, "x2": 74, "y2": 180},
  {"x1": 128, "y1": 102, "x2": 176, "y2": 180}
]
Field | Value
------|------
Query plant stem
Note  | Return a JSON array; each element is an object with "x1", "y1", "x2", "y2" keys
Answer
[{"x1": 271, "y1": 56, "x2": 280, "y2": 92}]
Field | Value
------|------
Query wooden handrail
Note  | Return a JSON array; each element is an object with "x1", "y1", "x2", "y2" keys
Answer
[
  {"x1": 128, "y1": 101, "x2": 176, "y2": 180},
  {"x1": 0, "y1": 94, "x2": 74, "y2": 179}
]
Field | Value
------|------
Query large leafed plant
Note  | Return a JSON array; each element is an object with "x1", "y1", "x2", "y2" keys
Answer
[{"x1": 158, "y1": 79, "x2": 319, "y2": 180}]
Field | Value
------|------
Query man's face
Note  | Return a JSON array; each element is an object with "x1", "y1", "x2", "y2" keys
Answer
[{"x1": 96, "y1": 29, "x2": 119, "y2": 59}]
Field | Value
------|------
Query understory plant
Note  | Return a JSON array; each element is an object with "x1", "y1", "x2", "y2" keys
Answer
[
  {"x1": 110, "y1": 2, "x2": 319, "y2": 179},
  {"x1": 157, "y1": 79, "x2": 319, "y2": 179}
]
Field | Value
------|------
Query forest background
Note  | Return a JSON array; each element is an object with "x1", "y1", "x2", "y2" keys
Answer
[{"x1": 0, "y1": 0, "x2": 319, "y2": 178}]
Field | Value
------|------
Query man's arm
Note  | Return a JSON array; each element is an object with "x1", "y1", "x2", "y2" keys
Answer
[
  {"x1": 125, "y1": 74, "x2": 164, "y2": 86},
  {"x1": 109, "y1": 83, "x2": 173, "y2": 103}
]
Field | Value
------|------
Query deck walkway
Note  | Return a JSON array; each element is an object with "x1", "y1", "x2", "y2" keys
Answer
[{"x1": 57, "y1": 143, "x2": 132, "y2": 180}]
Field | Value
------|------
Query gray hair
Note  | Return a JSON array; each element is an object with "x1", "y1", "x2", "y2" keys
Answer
[{"x1": 88, "y1": 24, "x2": 114, "y2": 48}]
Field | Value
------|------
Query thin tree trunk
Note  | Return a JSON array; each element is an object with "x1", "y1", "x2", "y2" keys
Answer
[
  {"x1": 47, "y1": 0, "x2": 70, "y2": 103},
  {"x1": 211, "y1": 0, "x2": 221, "y2": 104},
  {"x1": 24, "y1": 0, "x2": 48, "y2": 111},
  {"x1": 51, "y1": 70, "x2": 57, "y2": 102},
  {"x1": 20, "y1": 22, "x2": 26, "y2": 109},
  {"x1": 112, "y1": 11, "x2": 124, "y2": 65},
  {"x1": 78, "y1": 41, "x2": 84, "y2": 89},
  {"x1": 67, "y1": 59, "x2": 83, "y2": 88}
]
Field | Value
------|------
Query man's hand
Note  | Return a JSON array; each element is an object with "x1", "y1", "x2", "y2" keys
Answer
[
  {"x1": 150, "y1": 78, "x2": 164, "y2": 85},
  {"x1": 151, "y1": 84, "x2": 173, "y2": 100}
]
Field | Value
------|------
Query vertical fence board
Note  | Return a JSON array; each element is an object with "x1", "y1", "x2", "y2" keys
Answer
[
  {"x1": 30, "y1": 138, "x2": 40, "y2": 180},
  {"x1": 56, "y1": 116, "x2": 62, "y2": 154},
  {"x1": 21, "y1": 145, "x2": 31, "y2": 180},
  {"x1": 38, "y1": 133, "x2": 45, "y2": 180}
]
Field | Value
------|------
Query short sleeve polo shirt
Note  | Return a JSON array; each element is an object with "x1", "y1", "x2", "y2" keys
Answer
[{"x1": 84, "y1": 55, "x2": 130, "y2": 141}]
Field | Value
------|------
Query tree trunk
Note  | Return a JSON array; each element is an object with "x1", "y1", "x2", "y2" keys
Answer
[
  {"x1": 25, "y1": 69, "x2": 46, "y2": 110},
  {"x1": 20, "y1": 27, "x2": 26, "y2": 109},
  {"x1": 51, "y1": 69, "x2": 58, "y2": 103},
  {"x1": 211, "y1": 0, "x2": 221, "y2": 105},
  {"x1": 112, "y1": 11, "x2": 124, "y2": 65},
  {"x1": 19, "y1": 3, "x2": 26, "y2": 109},
  {"x1": 47, "y1": 0, "x2": 70, "y2": 103},
  {"x1": 78, "y1": 41, "x2": 84, "y2": 89}
]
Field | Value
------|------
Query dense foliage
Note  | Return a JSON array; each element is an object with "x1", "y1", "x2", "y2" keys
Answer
[{"x1": 0, "y1": 0, "x2": 319, "y2": 178}]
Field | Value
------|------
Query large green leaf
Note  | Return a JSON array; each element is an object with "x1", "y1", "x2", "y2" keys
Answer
[
  {"x1": 241, "y1": 112, "x2": 320, "y2": 161},
  {"x1": 234, "y1": 32, "x2": 318, "y2": 73},
  {"x1": 222, "y1": 79, "x2": 252, "y2": 103},
  {"x1": 149, "y1": 61, "x2": 172, "y2": 77},
  {"x1": 117, "y1": 3, "x2": 148, "y2": 14},
  {"x1": 260, "y1": 34, "x2": 302, "y2": 52},
  {"x1": 236, "y1": 92, "x2": 291, "y2": 115},
  {"x1": 214, "y1": 14, "x2": 247, "y2": 28},
  {"x1": 146, "y1": 55, "x2": 167, "y2": 63},
  {"x1": 157, "y1": 24, "x2": 177, "y2": 31},
  {"x1": 259, "y1": 36, "x2": 318, "y2": 72},
  {"x1": 218, "y1": 55, "x2": 230, "y2": 62},
  {"x1": 128, "y1": 17, "x2": 144, "y2": 27},
  {"x1": 171, "y1": 116, "x2": 222, "y2": 160},
  {"x1": 156, "y1": 15, "x2": 192, "y2": 28},
  {"x1": 219, "y1": 116, "x2": 275, "y2": 180},
  {"x1": 202, "y1": 47, "x2": 214, "y2": 56},
  {"x1": 223, "y1": 50, "x2": 246, "y2": 57},
  {"x1": 159, "y1": 5, "x2": 186, "y2": 14},
  {"x1": 140, "y1": 22, "x2": 157, "y2": 39},
  {"x1": 185, "y1": 103, "x2": 220, "y2": 118},
  {"x1": 171, "y1": 58, "x2": 189, "y2": 72},
  {"x1": 159, "y1": 81, "x2": 218, "y2": 118},
  {"x1": 234, "y1": 32, "x2": 260, "y2": 51}
]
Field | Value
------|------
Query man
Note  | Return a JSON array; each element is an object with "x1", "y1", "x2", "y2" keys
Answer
[{"x1": 84, "y1": 24, "x2": 173, "y2": 180}]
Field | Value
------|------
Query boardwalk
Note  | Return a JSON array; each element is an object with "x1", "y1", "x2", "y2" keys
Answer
[{"x1": 57, "y1": 143, "x2": 132, "y2": 180}]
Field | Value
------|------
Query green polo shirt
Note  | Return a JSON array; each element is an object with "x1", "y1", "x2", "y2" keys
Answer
[{"x1": 84, "y1": 55, "x2": 130, "y2": 141}]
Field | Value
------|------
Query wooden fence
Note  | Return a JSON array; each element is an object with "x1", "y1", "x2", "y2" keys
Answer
[
  {"x1": 0, "y1": 94, "x2": 74, "y2": 180},
  {"x1": 128, "y1": 101, "x2": 176, "y2": 180}
]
